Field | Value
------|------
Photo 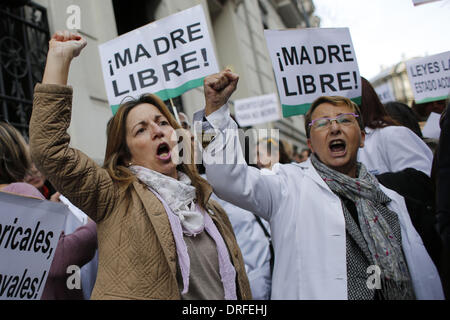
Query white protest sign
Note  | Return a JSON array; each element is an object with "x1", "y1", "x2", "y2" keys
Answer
[
  {"x1": 375, "y1": 82, "x2": 395, "y2": 104},
  {"x1": 264, "y1": 28, "x2": 361, "y2": 117},
  {"x1": 406, "y1": 51, "x2": 450, "y2": 104},
  {"x1": 0, "y1": 192, "x2": 68, "y2": 300},
  {"x1": 99, "y1": 5, "x2": 219, "y2": 114},
  {"x1": 412, "y1": 0, "x2": 442, "y2": 6},
  {"x1": 422, "y1": 112, "x2": 441, "y2": 139},
  {"x1": 234, "y1": 93, "x2": 281, "y2": 127}
]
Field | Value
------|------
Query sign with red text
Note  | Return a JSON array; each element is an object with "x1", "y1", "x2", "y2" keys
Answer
[
  {"x1": 99, "y1": 5, "x2": 219, "y2": 114},
  {"x1": 0, "y1": 192, "x2": 67, "y2": 300},
  {"x1": 406, "y1": 51, "x2": 450, "y2": 104},
  {"x1": 264, "y1": 28, "x2": 361, "y2": 117}
]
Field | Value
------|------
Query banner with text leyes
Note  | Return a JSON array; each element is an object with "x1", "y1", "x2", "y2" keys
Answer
[
  {"x1": 406, "y1": 51, "x2": 450, "y2": 104},
  {"x1": 0, "y1": 192, "x2": 68, "y2": 300},
  {"x1": 98, "y1": 4, "x2": 219, "y2": 114},
  {"x1": 264, "y1": 28, "x2": 361, "y2": 117},
  {"x1": 234, "y1": 93, "x2": 281, "y2": 127}
]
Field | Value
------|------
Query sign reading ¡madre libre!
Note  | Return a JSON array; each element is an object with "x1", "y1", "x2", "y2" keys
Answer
[
  {"x1": 0, "y1": 192, "x2": 68, "y2": 300},
  {"x1": 264, "y1": 28, "x2": 361, "y2": 117},
  {"x1": 98, "y1": 5, "x2": 219, "y2": 114}
]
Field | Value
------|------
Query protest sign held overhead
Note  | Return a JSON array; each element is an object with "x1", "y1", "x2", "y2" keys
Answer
[
  {"x1": 99, "y1": 5, "x2": 219, "y2": 114},
  {"x1": 375, "y1": 82, "x2": 395, "y2": 104},
  {"x1": 406, "y1": 51, "x2": 450, "y2": 104},
  {"x1": 234, "y1": 93, "x2": 281, "y2": 127},
  {"x1": 264, "y1": 28, "x2": 361, "y2": 117},
  {"x1": 0, "y1": 192, "x2": 68, "y2": 300}
]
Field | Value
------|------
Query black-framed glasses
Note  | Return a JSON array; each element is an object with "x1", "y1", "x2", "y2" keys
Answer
[{"x1": 309, "y1": 113, "x2": 360, "y2": 130}]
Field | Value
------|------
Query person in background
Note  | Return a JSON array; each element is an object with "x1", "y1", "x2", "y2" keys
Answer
[
  {"x1": 192, "y1": 120, "x2": 273, "y2": 300},
  {"x1": 178, "y1": 112, "x2": 191, "y2": 130},
  {"x1": 0, "y1": 121, "x2": 42, "y2": 198},
  {"x1": 0, "y1": 121, "x2": 97, "y2": 300},
  {"x1": 434, "y1": 103, "x2": 450, "y2": 298},
  {"x1": 29, "y1": 31, "x2": 250, "y2": 300},
  {"x1": 256, "y1": 138, "x2": 291, "y2": 170},
  {"x1": 384, "y1": 101, "x2": 439, "y2": 154},
  {"x1": 358, "y1": 78, "x2": 443, "y2": 285},
  {"x1": 24, "y1": 162, "x2": 57, "y2": 200},
  {"x1": 357, "y1": 77, "x2": 433, "y2": 177},
  {"x1": 384, "y1": 101, "x2": 423, "y2": 139},
  {"x1": 300, "y1": 148, "x2": 311, "y2": 163},
  {"x1": 196, "y1": 69, "x2": 443, "y2": 299}
]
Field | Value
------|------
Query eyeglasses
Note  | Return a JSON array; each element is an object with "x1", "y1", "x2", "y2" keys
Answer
[{"x1": 309, "y1": 113, "x2": 360, "y2": 130}]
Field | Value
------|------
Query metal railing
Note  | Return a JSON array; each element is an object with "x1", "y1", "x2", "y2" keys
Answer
[{"x1": 0, "y1": 1, "x2": 50, "y2": 138}]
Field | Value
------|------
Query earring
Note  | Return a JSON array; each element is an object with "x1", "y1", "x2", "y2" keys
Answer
[{"x1": 128, "y1": 162, "x2": 132, "y2": 167}]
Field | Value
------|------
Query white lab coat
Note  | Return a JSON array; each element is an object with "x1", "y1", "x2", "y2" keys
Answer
[
  {"x1": 211, "y1": 195, "x2": 272, "y2": 300},
  {"x1": 358, "y1": 126, "x2": 433, "y2": 176},
  {"x1": 200, "y1": 174, "x2": 272, "y2": 300},
  {"x1": 201, "y1": 105, "x2": 443, "y2": 300}
]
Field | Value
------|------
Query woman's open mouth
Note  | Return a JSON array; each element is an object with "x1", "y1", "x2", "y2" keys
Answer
[
  {"x1": 328, "y1": 139, "x2": 347, "y2": 157},
  {"x1": 156, "y1": 142, "x2": 171, "y2": 161}
]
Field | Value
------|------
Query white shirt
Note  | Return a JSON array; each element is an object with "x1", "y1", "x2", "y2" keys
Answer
[
  {"x1": 210, "y1": 194, "x2": 272, "y2": 300},
  {"x1": 358, "y1": 126, "x2": 433, "y2": 176},
  {"x1": 199, "y1": 105, "x2": 444, "y2": 300}
]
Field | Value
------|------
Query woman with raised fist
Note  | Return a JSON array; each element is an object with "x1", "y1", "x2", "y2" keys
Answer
[{"x1": 29, "y1": 31, "x2": 250, "y2": 300}]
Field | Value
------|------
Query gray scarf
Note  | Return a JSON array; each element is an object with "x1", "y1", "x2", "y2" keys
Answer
[{"x1": 310, "y1": 154, "x2": 415, "y2": 300}]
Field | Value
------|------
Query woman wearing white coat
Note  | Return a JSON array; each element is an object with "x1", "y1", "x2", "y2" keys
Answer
[
  {"x1": 357, "y1": 77, "x2": 433, "y2": 177},
  {"x1": 195, "y1": 70, "x2": 443, "y2": 300}
]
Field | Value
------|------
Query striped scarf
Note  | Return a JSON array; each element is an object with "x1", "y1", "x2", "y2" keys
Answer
[{"x1": 310, "y1": 154, "x2": 415, "y2": 300}]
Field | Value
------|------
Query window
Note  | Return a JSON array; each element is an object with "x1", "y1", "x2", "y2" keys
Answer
[{"x1": 0, "y1": 1, "x2": 50, "y2": 138}]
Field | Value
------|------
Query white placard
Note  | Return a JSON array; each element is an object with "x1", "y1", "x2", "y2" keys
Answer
[
  {"x1": 0, "y1": 192, "x2": 68, "y2": 300},
  {"x1": 422, "y1": 112, "x2": 442, "y2": 139},
  {"x1": 406, "y1": 51, "x2": 450, "y2": 104},
  {"x1": 234, "y1": 93, "x2": 281, "y2": 127},
  {"x1": 264, "y1": 28, "x2": 361, "y2": 117},
  {"x1": 375, "y1": 82, "x2": 395, "y2": 104},
  {"x1": 99, "y1": 5, "x2": 219, "y2": 114}
]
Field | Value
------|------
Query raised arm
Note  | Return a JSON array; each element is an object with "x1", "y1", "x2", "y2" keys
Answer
[
  {"x1": 200, "y1": 70, "x2": 284, "y2": 221},
  {"x1": 30, "y1": 31, "x2": 117, "y2": 222},
  {"x1": 42, "y1": 31, "x2": 86, "y2": 86}
]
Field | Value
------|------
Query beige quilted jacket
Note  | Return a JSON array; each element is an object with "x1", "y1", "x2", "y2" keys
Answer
[{"x1": 29, "y1": 84, "x2": 251, "y2": 300}]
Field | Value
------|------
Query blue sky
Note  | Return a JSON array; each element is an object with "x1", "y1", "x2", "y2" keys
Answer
[{"x1": 314, "y1": 0, "x2": 450, "y2": 80}]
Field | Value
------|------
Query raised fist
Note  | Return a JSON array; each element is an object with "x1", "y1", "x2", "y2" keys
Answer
[
  {"x1": 49, "y1": 31, "x2": 87, "y2": 60},
  {"x1": 204, "y1": 69, "x2": 239, "y2": 116}
]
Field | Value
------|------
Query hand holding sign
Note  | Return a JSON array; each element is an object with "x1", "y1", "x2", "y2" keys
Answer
[
  {"x1": 43, "y1": 31, "x2": 87, "y2": 85},
  {"x1": 204, "y1": 69, "x2": 239, "y2": 116}
]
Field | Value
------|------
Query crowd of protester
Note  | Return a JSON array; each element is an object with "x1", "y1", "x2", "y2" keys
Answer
[{"x1": 0, "y1": 31, "x2": 448, "y2": 300}]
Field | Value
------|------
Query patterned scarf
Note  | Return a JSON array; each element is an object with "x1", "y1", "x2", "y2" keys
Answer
[
  {"x1": 310, "y1": 154, "x2": 415, "y2": 300},
  {"x1": 129, "y1": 165, "x2": 204, "y2": 236}
]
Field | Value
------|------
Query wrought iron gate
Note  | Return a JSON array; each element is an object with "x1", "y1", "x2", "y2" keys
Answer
[{"x1": 0, "y1": 1, "x2": 50, "y2": 138}]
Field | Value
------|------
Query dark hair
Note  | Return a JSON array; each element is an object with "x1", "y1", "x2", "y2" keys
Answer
[
  {"x1": 103, "y1": 93, "x2": 210, "y2": 210},
  {"x1": 279, "y1": 139, "x2": 292, "y2": 164},
  {"x1": 304, "y1": 96, "x2": 364, "y2": 138},
  {"x1": 360, "y1": 77, "x2": 399, "y2": 129},
  {"x1": 301, "y1": 148, "x2": 311, "y2": 157},
  {"x1": 384, "y1": 101, "x2": 423, "y2": 138},
  {"x1": 0, "y1": 121, "x2": 31, "y2": 184}
]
